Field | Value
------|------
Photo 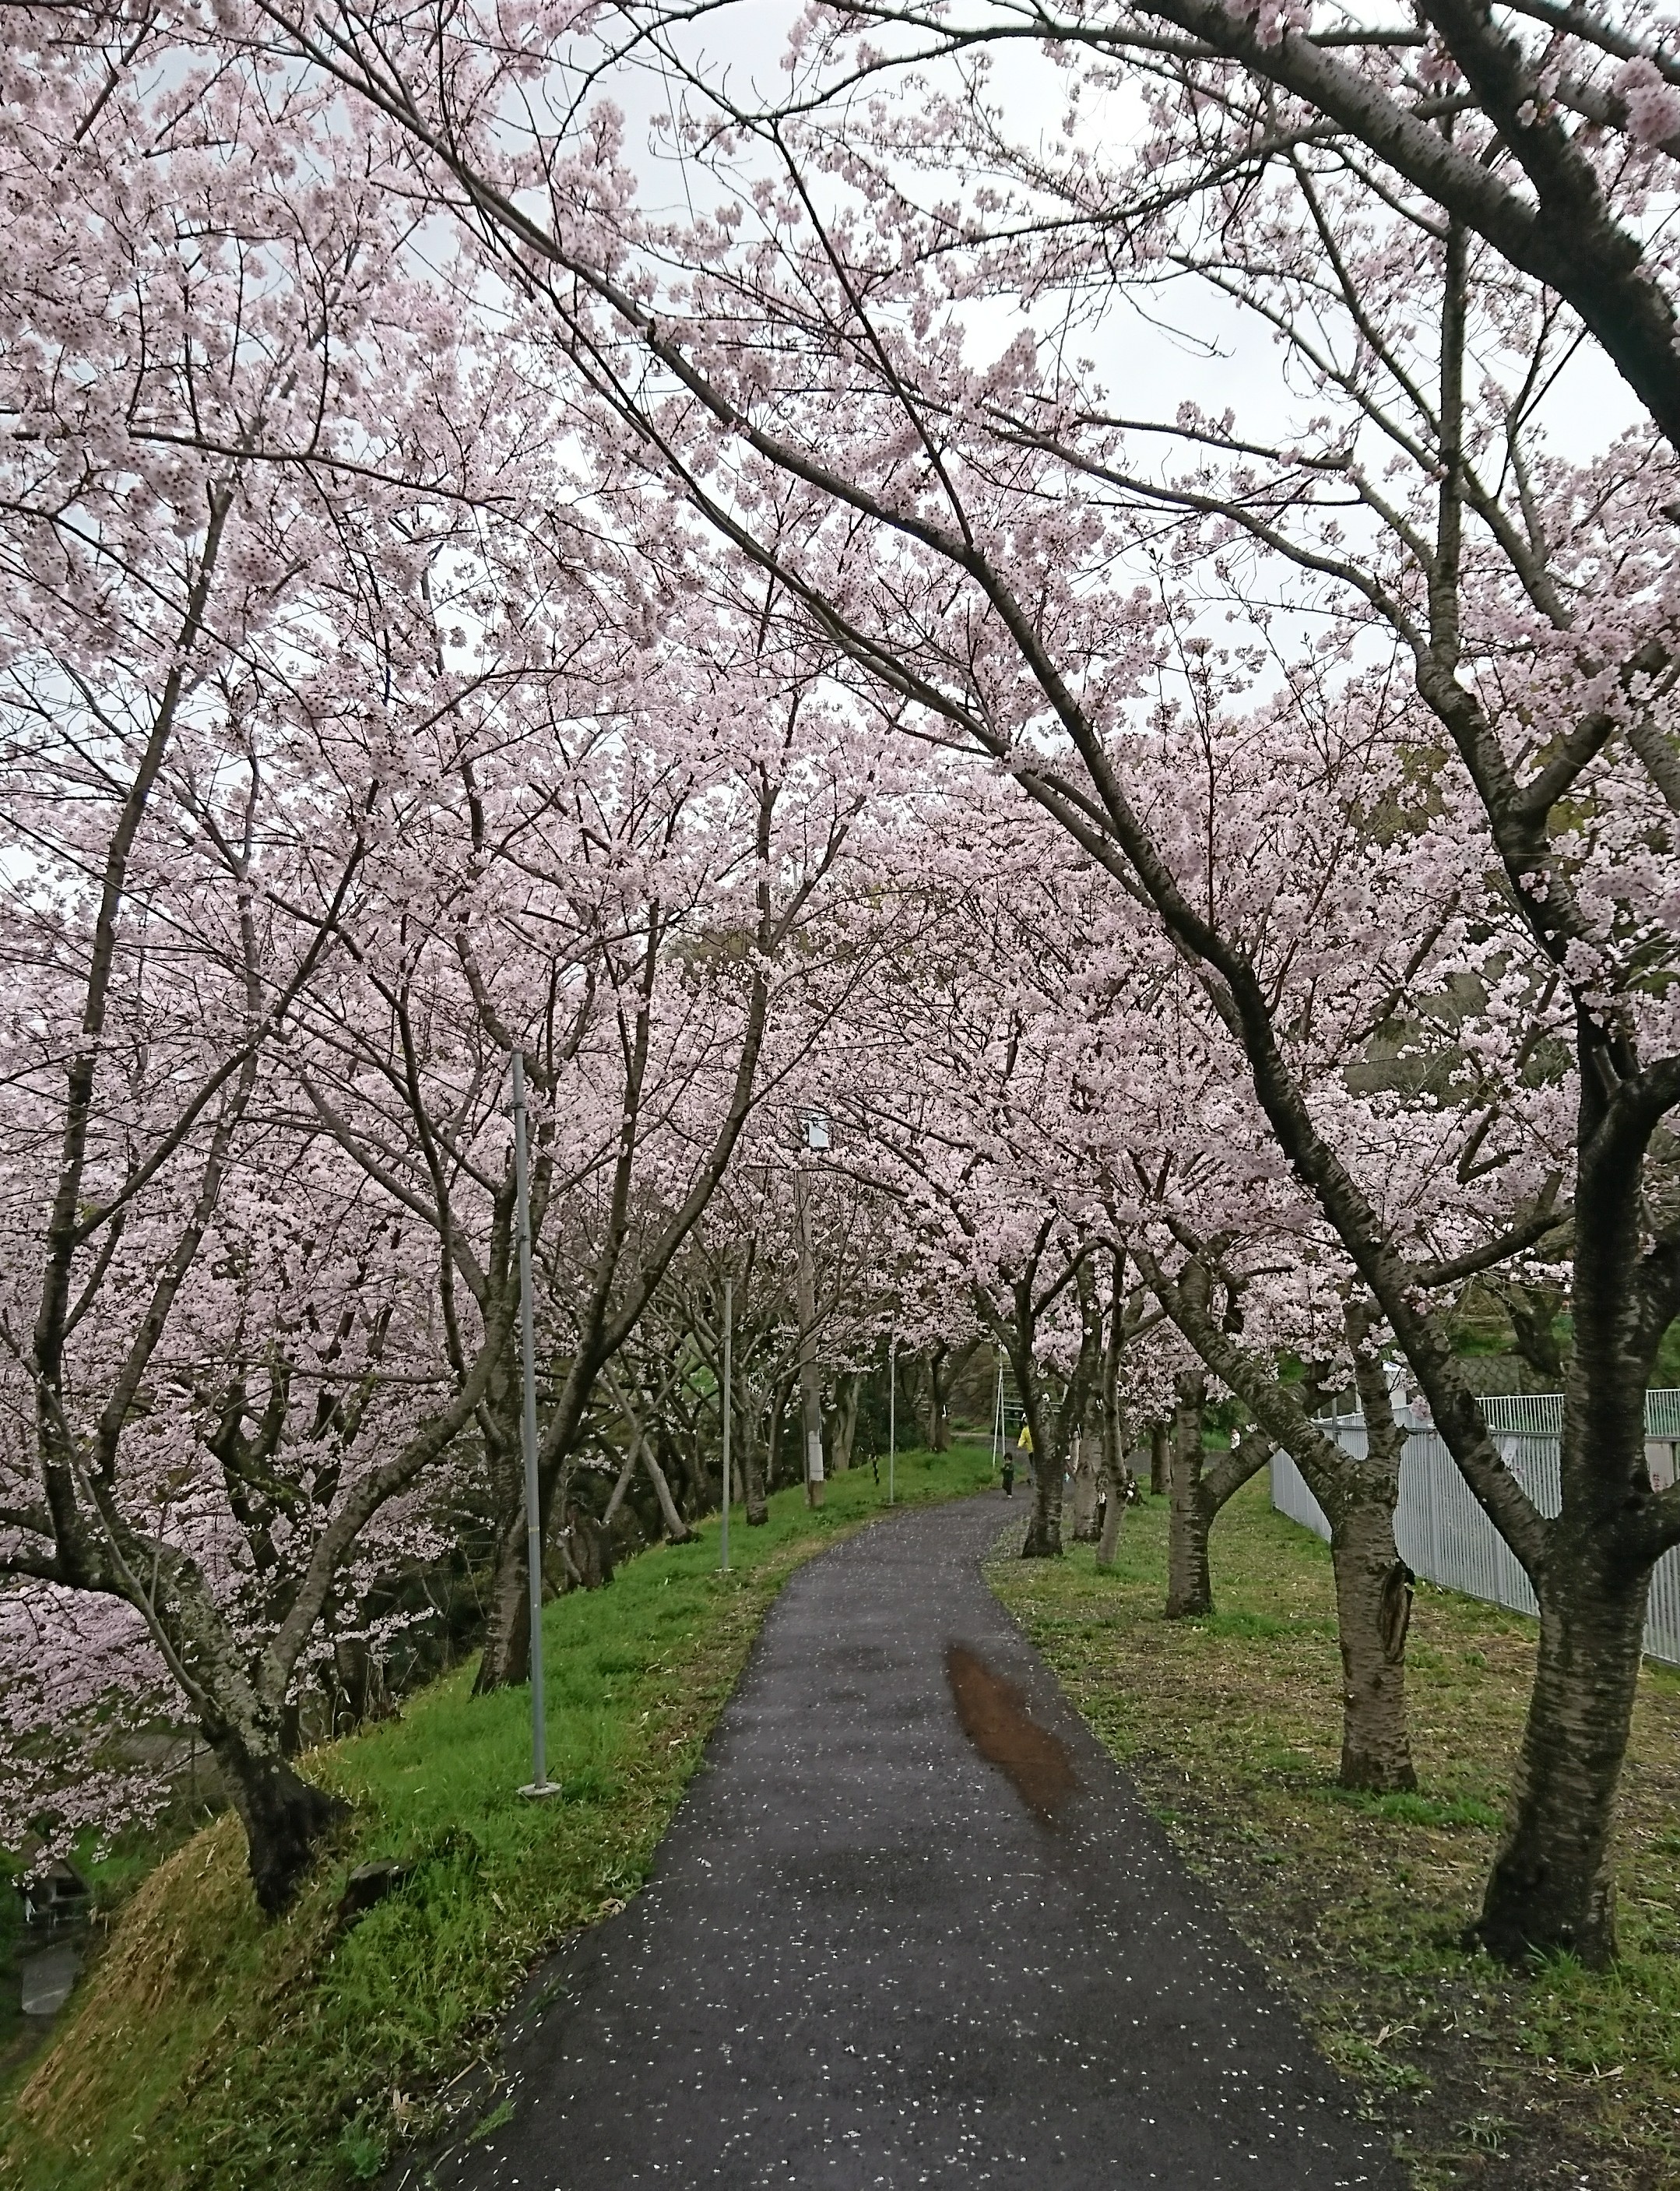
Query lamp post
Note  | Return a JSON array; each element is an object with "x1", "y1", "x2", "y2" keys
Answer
[
  {"x1": 888, "y1": 1331, "x2": 897, "y2": 1507},
  {"x1": 796, "y1": 1110, "x2": 829, "y2": 1509},
  {"x1": 510, "y1": 1052, "x2": 558, "y2": 1799},
  {"x1": 991, "y1": 1355, "x2": 1004, "y2": 1476}
]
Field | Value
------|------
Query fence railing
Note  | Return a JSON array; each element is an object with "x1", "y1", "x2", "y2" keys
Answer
[{"x1": 1271, "y1": 1392, "x2": 1680, "y2": 1668}]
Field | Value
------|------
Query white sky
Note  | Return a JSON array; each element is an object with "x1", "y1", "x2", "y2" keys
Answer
[{"x1": 592, "y1": 0, "x2": 1643, "y2": 466}]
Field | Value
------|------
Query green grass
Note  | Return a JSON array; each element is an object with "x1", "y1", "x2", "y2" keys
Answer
[
  {"x1": 989, "y1": 1476, "x2": 1680, "y2": 2190},
  {"x1": 0, "y1": 1444, "x2": 993, "y2": 2191}
]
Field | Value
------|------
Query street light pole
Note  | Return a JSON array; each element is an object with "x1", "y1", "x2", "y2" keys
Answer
[
  {"x1": 511, "y1": 1053, "x2": 558, "y2": 1800},
  {"x1": 721, "y1": 1275, "x2": 732, "y2": 1574},
  {"x1": 796, "y1": 1110, "x2": 829, "y2": 1509},
  {"x1": 991, "y1": 1356, "x2": 1004, "y2": 1475},
  {"x1": 888, "y1": 1331, "x2": 897, "y2": 1507}
]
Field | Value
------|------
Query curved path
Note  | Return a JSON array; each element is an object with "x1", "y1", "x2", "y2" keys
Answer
[{"x1": 428, "y1": 1495, "x2": 1402, "y2": 2189}]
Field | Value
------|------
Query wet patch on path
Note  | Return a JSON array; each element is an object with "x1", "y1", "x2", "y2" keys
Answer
[{"x1": 947, "y1": 1641, "x2": 1078, "y2": 1824}]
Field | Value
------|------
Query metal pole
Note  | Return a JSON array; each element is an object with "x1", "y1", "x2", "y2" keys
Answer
[
  {"x1": 794, "y1": 1159, "x2": 824, "y2": 1507},
  {"x1": 992, "y1": 1357, "x2": 1003, "y2": 1473},
  {"x1": 888, "y1": 1332, "x2": 897, "y2": 1506},
  {"x1": 511, "y1": 1053, "x2": 557, "y2": 1799},
  {"x1": 721, "y1": 1275, "x2": 733, "y2": 1574}
]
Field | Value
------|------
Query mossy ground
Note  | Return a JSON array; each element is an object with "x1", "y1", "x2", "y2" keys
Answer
[
  {"x1": 989, "y1": 1475, "x2": 1680, "y2": 2191},
  {"x1": 0, "y1": 1444, "x2": 992, "y2": 2191}
]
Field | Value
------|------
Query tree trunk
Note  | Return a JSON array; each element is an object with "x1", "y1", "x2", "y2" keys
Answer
[
  {"x1": 1070, "y1": 1432, "x2": 1101, "y2": 1543},
  {"x1": 564, "y1": 1507, "x2": 614, "y2": 1588},
  {"x1": 923, "y1": 1342, "x2": 949, "y2": 1451},
  {"x1": 1018, "y1": 1380, "x2": 1065, "y2": 1557},
  {"x1": 1095, "y1": 1259, "x2": 1131, "y2": 1572},
  {"x1": 474, "y1": 1512, "x2": 529, "y2": 1693},
  {"x1": 1095, "y1": 1412, "x2": 1131, "y2": 1573},
  {"x1": 641, "y1": 1443, "x2": 694, "y2": 1543},
  {"x1": 925, "y1": 1340, "x2": 977, "y2": 1451},
  {"x1": 1323, "y1": 1317, "x2": 1418, "y2": 1795},
  {"x1": 1095, "y1": 1483, "x2": 1126, "y2": 1569},
  {"x1": 1329, "y1": 1487, "x2": 1418, "y2": 1794},
  {"x1": 833, "y1": 1370, "x2": 862, "y2": 1473},
  {"x1": 1149, "y1": 1422, "x2": 1169, "y2": 1497},
  {"x1": 327, "y1": 1637, "x2": 388, "y2": 1736},
  {"x1": 1165, "y1": 1375, "x2": 1211, "y2": 1617},
  {"x1": 1473, "y1": 1549, "x2": 1651, "y2": 1968},
  {"x1": 1020, "y1": 1450, "x2": 1063, "y2": 1556},
  {"x1": 742, "y1": 1437, "x2": 768, "y2": 1525},
  {"x1": 603, "y1": 1443, "x2": 639, "y2": 1525},
  {"x1": 207, "y1": 1725, "x2": 350, "y2": 1917}
]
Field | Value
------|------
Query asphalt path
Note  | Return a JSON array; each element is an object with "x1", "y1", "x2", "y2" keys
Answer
[{"x1": 423, "y1": 1493, "x2": 1403, "y2": 2190}]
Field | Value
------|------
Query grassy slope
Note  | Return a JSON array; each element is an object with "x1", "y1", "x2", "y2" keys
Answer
[
  {"x1": 0, "y1": 1444, "x2": 993, "y2": 2191},
  {"x1": 989, "y1": 1478, "x2": 1680, "y2": 2191}
]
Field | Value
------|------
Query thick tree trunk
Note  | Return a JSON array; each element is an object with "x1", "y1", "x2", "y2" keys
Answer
[
  {"x1": 208, "y1": 1726, "x2": 350, "y2": 1917},
  {"x1": 1020, "y1": 1456, "x2": 1063, "y2": 1556},
  {"x1": 1329, "y1": 1489, "x2": 1418, "y2": 1794},
  {"x1": 1474, "y1": 1549, "x2": 1651, "y2": 1968},
  {"x1": 474, "y1": 1512, "x2": 529, "y2": 1693},
  {"x1": 1165, "y1": 1375, "x2": 1211, "y2": 1617}
]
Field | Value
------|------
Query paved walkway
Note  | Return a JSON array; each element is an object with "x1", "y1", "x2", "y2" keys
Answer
[{"x1": 431, "y1": 1495, "x2": 1402, "y2": 2189}]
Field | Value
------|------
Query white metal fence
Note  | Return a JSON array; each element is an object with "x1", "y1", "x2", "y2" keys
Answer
[{"x1": 1271, "y1": 1392, "x2": 1680, "y2": 1668}]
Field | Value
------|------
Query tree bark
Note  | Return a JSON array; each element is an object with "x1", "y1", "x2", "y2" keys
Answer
[
  {"x1": 1070, "y1": 1431, "x2": 1101, "y2": 1543},
  {"x1": 207, "y1": 1725, "x2": 350, "y2": 1917},
  {"x1": 1095, "y1": 1479, "x2": 1126, "y2": 1569},
  {"x1": 1474, "y1": 1547, "x2": 1651, "y2": 1967},
  {"x1": 742, "y1": 1428, "x2": 768, "y2": 1525},
  {"x1": 1149, "y1": 1423, "x2": 1170, "y2": 1497},
  {"x1": 1165, "y1": 1373, "x2": 1211, "y2": 1617},
  {"x1": 833, "y1": 1370, "x2": 862, "y2": 1474},
  {"x1": 1020, "y1": 1439, "x2": 1064, "y2": 1557},
  {"x1": 1329, "y1": 1489, "x2": 1418, "y2": 1793},
  {"x1": 1094, "y1": 1253, "x2": 1132, "y2": 1572},
  {"x1": 474, "y1": 1510, "x2": 530, "y2": 1693},
  {"x1": 1326, "y1": 1316, "x2": 1418, "y2": 1794},
  {"x1": 641, "y1": 1442, "x2": 694, "y2": 1543}
]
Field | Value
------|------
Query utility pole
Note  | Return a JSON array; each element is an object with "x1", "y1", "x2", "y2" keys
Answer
[
  {"x1": 510, "y1": 1052, "x2": 557, "y2": 1800},
  {"x1": 796, "y1": 1110, "x2": 828, "y2": 1508}
]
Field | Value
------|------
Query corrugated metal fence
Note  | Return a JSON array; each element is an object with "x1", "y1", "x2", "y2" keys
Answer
[{"x1": 1271, "y1": 1392, "x2": 1680, "y2": 1668}]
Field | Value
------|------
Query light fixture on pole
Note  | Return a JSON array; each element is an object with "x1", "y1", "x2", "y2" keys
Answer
[{"x1": 510, "y1": 1052, "x2": 558, "y2": 1800}]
